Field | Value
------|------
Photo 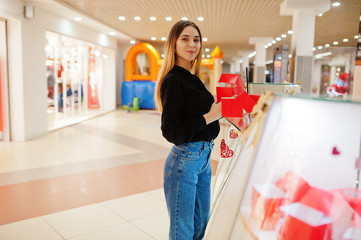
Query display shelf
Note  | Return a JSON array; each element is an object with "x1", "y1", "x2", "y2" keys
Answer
[{"x1": 206, "y1": 95, "x2": 361, "y2": 240}]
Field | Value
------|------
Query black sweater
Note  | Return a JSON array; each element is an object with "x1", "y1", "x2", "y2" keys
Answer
[{"x1": 160, "y1": 65, "x2": 220, "y2": 145}]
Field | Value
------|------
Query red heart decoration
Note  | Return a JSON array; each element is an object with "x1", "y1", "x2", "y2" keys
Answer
[
  {"x1": 229, "y1": 129, "x2": 238, "y2": 139},
  {"x1": 332, "y1": 146, "x2": 340, "y2": 155},
  {"x1": 220, "y1": 139, "x2": 234, "y2": 158}
]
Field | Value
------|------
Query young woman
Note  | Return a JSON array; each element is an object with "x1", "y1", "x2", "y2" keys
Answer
[{"x1": 155, "y1": 20, "x2": 222, "y2": 240}]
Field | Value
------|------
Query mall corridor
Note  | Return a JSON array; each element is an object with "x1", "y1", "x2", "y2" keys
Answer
[{"x1": 0, "y1": 109, "x2": 220, "y2": 240}]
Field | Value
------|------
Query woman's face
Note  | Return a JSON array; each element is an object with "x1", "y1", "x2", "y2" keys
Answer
[{"x1": 175, "y1": 26, "x2": 201, "y2": 66}]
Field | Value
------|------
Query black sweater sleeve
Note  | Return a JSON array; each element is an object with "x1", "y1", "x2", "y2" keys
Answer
[{"x1": 160, "y1": 76, "x2": 208, "y2": 145}]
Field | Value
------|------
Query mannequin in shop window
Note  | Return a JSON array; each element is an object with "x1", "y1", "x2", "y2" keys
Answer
[{"x1": 154, "y1": 20, "x2": 222, "y2": 240}]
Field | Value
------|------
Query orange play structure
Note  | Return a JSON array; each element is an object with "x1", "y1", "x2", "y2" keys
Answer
[{"x1": 122, "y1": 42, "x2": 223, "y2": 109}]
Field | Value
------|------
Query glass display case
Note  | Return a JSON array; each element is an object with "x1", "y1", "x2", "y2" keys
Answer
[{"x1": 206, "y1": 95, "x2": 361, "y2": 240}]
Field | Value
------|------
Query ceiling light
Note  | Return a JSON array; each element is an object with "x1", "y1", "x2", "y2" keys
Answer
[
  {"x1": 325, "y1": 43, "x2": 330, "y2": 47},
  {"x1": 74, "y1": 17, "x2": 82, "y2": 22},
  {"x1": 181, "y1": 17, "x2": 188, "y2": 21},
  {"x1": 312, "y1": 47, "x2": 316, "y2": 51},
  {"x1": 118, "y1": 16, "x2": 125, "y2": 21},
  {"x1": 207, "y1": 54, "x2": 211, "y2": 58},
  {"x1": 205, "y1": 48, "x2": 210, "y2": 52},
  {"x1": 130, "y1": 40, "x2": 136, "y2": 44},
  {"x1": 276, "y1": 37, "x2": 281, "y2": 41},
  {"x1": 267, "y1": 43, "x2": 272, "y2": 46},
  {"x1": 151, "y1": 37, "x2": 156, "y2": 41},
  {"x1": 343, "y1": 38, "x2": 349, "y2": 42},
  {"x1": 332, "y1": 1, "x2": 340, "y2": 7},
  {"x1": 265, "y1": 45, "x2": 268, "y2": 48},
  {"x1": 317, "y1": 46, "x2": 323, "y2": 49},
  {"x1": 150, "y1": 17, "x2": 156, "y2": 21},
  {"x1": 197, "y1": 17, "x2": 204, "y2": 21},
  {"x1": 203, "y1": 38, "x2": 208, "y2": 42},
  {"x1": 102, "y1": 54, "x2": 108, "y2": 59},
  {"x1": 134, "y1": 16, "x2": 141, "y2": 21},
  {"x1": 202, "y1": 54, "x2": 205, "y2": 58},
  {"x1": 333, "y1": 41, "x2": 339, "y2": 45},
  {"x1": 288, "y1": 54, "x2": 292, "y2": 58},
  {"x1": 161, "y1": 54, "x2": 165, "y2": 58},
  {"x1": 161, "y1": 37, "x2": 166, "y2": 41},
  {"x1": 287, "y1": 30, "x2": 293, "y2": 34},
  {"x1": 165, "y1": 17, "x2": 172, "y2": 21},
  {"x1": 318, "y1": 13, "x2": 323, "y2": 17},
  {"x1": 272, "y1": 40, "x2": 276, "y2": 44},
  {"x1": 355, "y1": 35, "x2": 359, "y2": 39},
  {"x1": 281, "y1": 34, "x2": 287, "y2": 38},
  {"x1": 108, "y1": 31, "x2": 116, "y2": 36}
]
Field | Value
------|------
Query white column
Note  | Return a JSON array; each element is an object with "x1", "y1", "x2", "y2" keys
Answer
[
  {"x1": 281, "y1": 0, "x2": 330, "y2": 93},
  {"x1": 249, "y1": 37, "x2": 273, "y2": 83}
]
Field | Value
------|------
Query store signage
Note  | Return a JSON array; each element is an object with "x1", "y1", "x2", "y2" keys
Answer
[{"x1": 87, "y1": 47, "x2": 100, "y2": 109}]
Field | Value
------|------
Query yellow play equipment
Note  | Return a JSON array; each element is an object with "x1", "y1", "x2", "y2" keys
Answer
[{"x1": 122, "y1": 42, "x2": 223, "y2": 109}]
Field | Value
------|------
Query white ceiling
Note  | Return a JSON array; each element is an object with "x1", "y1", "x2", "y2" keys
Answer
[{"x1": 47, "y1": 0, "x2": 361, "y2": 61}]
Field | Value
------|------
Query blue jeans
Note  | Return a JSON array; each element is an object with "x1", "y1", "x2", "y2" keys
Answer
[{"x1": 164, "y1": 140, "x2": 214, "y2": 240}]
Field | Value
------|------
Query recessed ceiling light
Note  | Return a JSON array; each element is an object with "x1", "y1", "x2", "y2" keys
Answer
[
  {"x1": 118, "y1": 16, "x2": 125, "y2": 21},
  {"x1": 281, "y1": 34, "x2": 287, "y2": 38},
  {"x1": 202, "y1": 54, "x2": 205, "y2": 58},
  {"x1": 312, "y1": 47, "x2": 316, "y2": 51},
  {"x1": 276, "y1": 37, "x2": 281, "y2": 41},
  {"x1": 161, "y1": 54, "x2": 165, "y2": 58},
  {"x1": 150, "y1": 17, "x2": 156, "y2": 21},
  {"x1": 343, "y1": 38, "x2": 349, "y2": 42},
  {"x1": 288, "y1": 54, "x2": 292, "y2": 58},
  {"x1": 181, "y1": 17, "x2": 188, "y2": 21},
  {"x1": 108, "y1": 31, "x2": 116, "y2": 36},
  {"x1": 197, "y1": 17, "x2": 204, "y2": 21},
  {"x1": 333, "y1": 41, "x2": 339, "y2": 45},
  {"x1": 205, "y1": 48, "x2": 210, "y2": 52},
  {"x1": 272, "y1": 40, "x2": 276, "y2": 44},
  {"x1": 134, "y1": 16, "x2": 141, "y2": 21},
  {"x1": 202, "y1": 37, "x2": 208, "y2": 42},
  {"x1": 151, "y1": 37, "x2": 156, "y2": 41},
  {"x1": 287, "y1": 30, "x2": 293, "y2": 34},
  {"x1": 317, "y1": 46, "x2": 323, "y2": 49},
  {"x1": 74, "y1": 17, "x2": 82, "y2": 22},
  {"x1": 165, "y1": 17, "x2": 172, "y2": 21},
  {"x1": 318, "y1": 13, "x2": 323, "y2": 17},
  {"x1": 355, "y1": 35, "x2": 359, "y2": 39},
  {"x1": 332, "y1": 1, "x2": 340, "y2": 7},
  {"x1": 130, "y1": 40, "x2": 136, "y2": 44},
  {"x1": 207, "y1": 54, "x2": 211, "y2": 58},
  {"x1": 264, "y1": 45, "x2": 269, "y2": 48},
  {"x1": 267, "y1": 43, "x2": 272, "y2": 46},
  {"x1": 325, "y1": 43, "x2": 330, "y2": 47},
  {"x1": 161, "y1": 37, "x2": 166, "y2": 41}
]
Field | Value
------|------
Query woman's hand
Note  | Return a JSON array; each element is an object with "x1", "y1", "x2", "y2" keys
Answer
[{"x1": 203, "y1": 101, "x2": 222, "y2": 125}]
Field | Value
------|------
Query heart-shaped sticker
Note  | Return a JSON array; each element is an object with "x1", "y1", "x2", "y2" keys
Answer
[
  {"x1": 220, "y1": 139, "x2": 234, "y2": 158},
  {"x1": 332, "y1": 146, "x2": 340, "y2": 155},
  {"x1": 229, "y1": 129, "x2": 239, "y2": 139}
]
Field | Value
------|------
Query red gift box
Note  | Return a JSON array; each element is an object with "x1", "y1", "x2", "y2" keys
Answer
[
  {"x1": 216, "y1": 74, "x2": 244, "y2": 103},
  {"x1": 278, "y1": 203, "x2": 332, "y2": 240},
  {"x1": 298, "y1": 186, "x2": 334, "y2": 215},
  {"x1": 335, "y1": 188, "x2": 361, "y2": 217},
  {"x1": 251, "y1": 184, "x2": 286, "y2": 230},
  {"x1": 275, "y1": 171, "x2": 311, "y2": 203}
]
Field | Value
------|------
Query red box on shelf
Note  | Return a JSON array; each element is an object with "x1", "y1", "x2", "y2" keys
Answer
[
  {"x1": 251, "y1": 184, "x2": 286, "y2": 230},
  {"x1": 335, "y1": 188, "x2": 361, "y2": 217},
  {"x1": 298, "y1": 186, "x2": 334, "y2": 215},
  {"x1": 275, "y1": 171, "x2": 311, "y2": 203},
  {"x1": 278, "y1": 203, "x2": 332, "y2": 240}
]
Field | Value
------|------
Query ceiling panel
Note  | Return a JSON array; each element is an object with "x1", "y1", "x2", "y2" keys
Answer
[{"x1": 52, "y1": 0, "x2": 360, "y2": 60}]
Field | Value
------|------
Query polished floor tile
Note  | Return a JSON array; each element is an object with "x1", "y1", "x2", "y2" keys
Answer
[{"x1": 0, "y1": 109, "x2": 221, "y2": 239}]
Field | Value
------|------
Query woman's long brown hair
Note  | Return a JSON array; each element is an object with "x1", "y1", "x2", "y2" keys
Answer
[{"x1": 154, "y1": 20, "x2": 203, "y2": 112}]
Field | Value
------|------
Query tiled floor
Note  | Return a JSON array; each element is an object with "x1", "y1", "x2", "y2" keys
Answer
[{"x1": 0, "y1": 109, "x2": 221, "y2": 240}]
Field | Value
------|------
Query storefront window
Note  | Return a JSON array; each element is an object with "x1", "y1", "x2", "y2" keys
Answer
[{"x1": 45, "y1": 31, "x2": 107, "y2": 130}]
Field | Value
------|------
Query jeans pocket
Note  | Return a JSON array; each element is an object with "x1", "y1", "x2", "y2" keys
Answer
[
  {"x1": 164, "y1": 150, "x2": 177, "y2": 176},
  {"x1": 184, "y1": 145, "x2": 203, "y2": 161}
]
